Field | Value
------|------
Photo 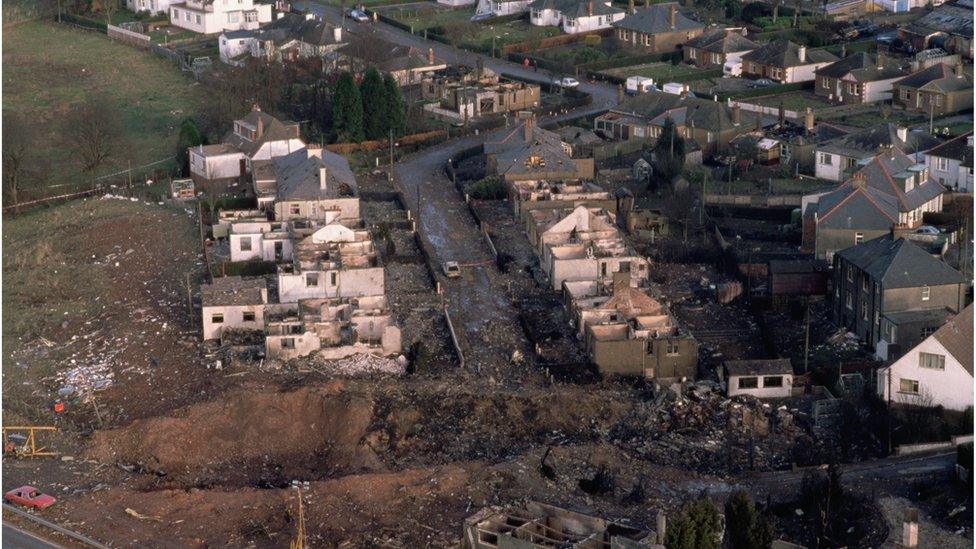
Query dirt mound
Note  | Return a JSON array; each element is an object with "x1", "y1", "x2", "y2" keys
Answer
[{"x1": 86, "y1": 382, "x2": 383, "y2": 487}]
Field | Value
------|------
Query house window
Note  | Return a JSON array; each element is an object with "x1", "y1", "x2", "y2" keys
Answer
[
  {"x1": 185, "y1": 11, "x2": 191, "y2": 21},
  {"x1": 861, "y1": 274, "x2": 868, "y2": 291},
  {"x1": 898, "y1": 378, "x2": 919, "y2": 394},
  {"x1": 821, "y1": 77, "x2": 830, "y2": 89},
  {"x1": 845, "y1": 291, "x2": 852, "y2": 309},
  {"x1": 212, "y1": 313, "x2": 224, "y2": 323},
  {"x1": 920, "y1": 326, "x2": 936, "y2": 339},
  {"x1": 846, "y1": 264, "x2": 853, "y2": 282},
  {"x1": 240, "y1": 237, "x2": 252, "y2": 252},
  {"x1": 330, "y1": 272, "x2": 337, "y2": 285},
  {"x1": 243, "y1": 311, "x2": 256, "y2": 321},
  {"x1": 819, "y1": 153, "x2": 833, "y2": 166},
  {"x1": 900, "y1": 89, "x2": 909, "y2": 101},
  {"x1": 763, "y1": 376, "x2": 783, "y2": 388},
  {"x1": 228, "y1": 11, "x2": 240, "y2": 22},
  {"x1": 646, "y1": 340, "x2": 655, "y2": 354},
  {"x1": 874, "y1": 310, "x2": 880, "y2": 326},
  {"x1": 855, "y1": 232, "x2": 863, "y2": 245},
  {"x1": 921, "y1": 286, "x2": 930, "y2": 301},
  {"x1": 738, "y1": 377, "x2": 759, "y2": 389},
  {"x1": 706, "y1": 132, "x2": 715, "y2": 143},
  {"x1": 919, "y1": 352, "x2": 945, "y2": 370},
  {"x1": 666, "y1": 343, "x2": 679, "y2": 355},
  {"x1": 173, "y1": 8, "x2": 179, "y2": 18},
  {"x1": 282, "y1": 337, "x2": 296, "y2": 349},
  {"x1": 860, "y1": 300, "x2": 868, "y2": 321},
  {"x1": 847, "y1": 82, "x2": 861, "y2": 96},
  {"x1": 934, "y1": 94, "x2": 943, "y2": 106},
  {"x1": 195, "y1": 14, "x2": 201, "y2": 24},
  {"x1": 289, "y1": 204, "x2": 300, "y2": 215},
  {"x1": 711, "y1": 53, "x2": 721, "y2": 65},
  {"x1": 306, "y1": 273, "x2": 319, "y2": 287},
  {"x1": 936, "y1": 157, "x2": 949, "y2": 171}
]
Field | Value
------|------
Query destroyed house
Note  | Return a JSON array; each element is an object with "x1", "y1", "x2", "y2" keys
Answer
[
  {"x1": 567, "y1": 273, "x2": 698, "y2": 381},
  {"x1": 270, "y1": 147, "x2": 360, "y2": 224},
  {"x1": 833, "y1": 233, "x2": 967, "y2": 352},
  {"x1": 227, "y1": 217, "x2": 333, "y2": 263},
  {"x1": 264, "y1": 295, "x2": 400, "y2": 360},
  {"x1": 423, "y1": 65, "x2": 541, "y2": 119},
  {"x1": 189, "y1": 105, "x2": 305, "y2": 188},
  {"x1": 462, "y1": 501, "x2": 656, "y2": 549},
  {"x1": 723, "y1": 359, "x2": 794, "y2": 398},
  {"x1": 508, "y1": 179, "x2": 615, "y2": 217},
  {"x1": 277, "y1": 223, "x2": 383, "y2": 303},
  {"x1": 484, "y1": 115, "x2": 594, "y2": 181},
  {"x1": 898, "y1": 0, "x2": 973, "y2": 59},
  {"x1": 763, "y1": 109, "x2": 847, "y2": 174},
  {"x1": 201, "y1": 276, "x2": 268, "y2": 341}
]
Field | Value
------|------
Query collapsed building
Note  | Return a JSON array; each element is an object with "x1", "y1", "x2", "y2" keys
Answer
[{"x1": 422, "y1": 64, "x2": 541, "y2": 121}]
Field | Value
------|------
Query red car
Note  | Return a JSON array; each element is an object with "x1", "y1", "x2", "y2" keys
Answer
[{"x1": 4, "y1": 486, "x2": 56, "y2": 509}]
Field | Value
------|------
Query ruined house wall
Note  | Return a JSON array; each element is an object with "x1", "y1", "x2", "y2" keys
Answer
[
  {"x1": 275, "y1": 198, "x2": 361, "y2": 225},
  {"x1": 202, "y1": 304, "x2": 266, "y2": 341}
]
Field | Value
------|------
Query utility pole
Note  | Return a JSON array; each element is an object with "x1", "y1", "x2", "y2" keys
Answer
[
  {"x1": 388, "y1": 128, "x2": 394, "y2": 182},
  {"x1": 803, "y1": 297, "x2": 811, "y2": 374}
]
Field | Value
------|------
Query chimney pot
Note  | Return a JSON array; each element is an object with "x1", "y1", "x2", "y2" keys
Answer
[
  {"x1": 523, "y1": 114, "x2": 535, "y2": 142},
  {"x1": 428, "y1": 47, "x2": 434, "y2": 65},
  {"x1": 804, "y1": 107, "x2": 814, "y2": 132},
  {"x1": 588, "y1": 0, "x2": 593, "y2": 15},
  {"x1": 628, "y1": 0, "x2": 634, "y2": 13},
  {"x1": 333, "y1": 26, "x2": 342, "y2": 42},
  {"x1": 319, "y1": 165, "x2": 328, "y2": 190},
  {"x1": 669, "y1": 3, "x2": 676, "y2": 28},
  {"x1": 797, "y1": 45, "x2": 806, "y2": 63},
  {"x1": 732, "y1": 103, "x2": 741, "y2": 125}
]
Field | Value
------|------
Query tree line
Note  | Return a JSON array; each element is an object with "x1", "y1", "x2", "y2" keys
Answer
[{"x1": 332, "y1": 68, "x2": 406, "y2": 143}]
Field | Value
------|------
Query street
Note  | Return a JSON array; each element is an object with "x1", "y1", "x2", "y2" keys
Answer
[{"x1": 2, "y1": 524, "x2": 62, "y2": 549}]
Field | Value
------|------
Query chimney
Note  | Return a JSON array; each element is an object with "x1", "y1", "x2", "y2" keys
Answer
[
  {"x1": 253, "y1": 103, "x2": 261, "y2": 112},
  {"x1": 319, "y1": 165, "x2": 328, "y2": 190},
  {"x1": 428, "y1": 47, "x2": 434, "y2": 65},
  {"x1": 333, "y1": 26, "x2": 342, "y2": 42},
  {"x1": 896, "y1": 126, "x2": 908, "y2": 143},
  {"x1": 851, "y1": 170, "x2": 867, "y2": 188},
  {"x1": 841, "y1": 43, "x2": 847, "y2": 57},
  {"x1": 804, "y1": 107, "x2": 814, "y2": 132},
  {"x1": 902, "y1": 508, "x2": 919, "y2": 548},
  {"x1": 877, "y1": 50, "x2": 885, "y2": 70},
  {"x1": 523, "y1": 114, "x2": 535, "y2": 143},
  {"x1": 669, "y1": 3, "x2": 676, "y2": 29},
  {"x1": 956, "y1": 62, "x2": 964, "y2": 78},
  {"x1": 798, "y1": 45, "x2": 806, "y2": 63},
  {"x1": 588, "y1": 0, "x2": 593, "y2": 15},
  {"x1": 732, "y1": 103, "x2": 741, "y2": 126},
  {"x1": 256, "y1": 115, "x2": 264, "y2": 139},
  {"x1": 628, "y1": 0, "x2": 634, "y2": 13},
  {"x1": 618, "y1": 83, "x2": 624, "y2": 103}
]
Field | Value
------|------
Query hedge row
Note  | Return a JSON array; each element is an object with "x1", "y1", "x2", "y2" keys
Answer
[{"x1": 62, "y1": 12, "x2": 108, "y2": 31}]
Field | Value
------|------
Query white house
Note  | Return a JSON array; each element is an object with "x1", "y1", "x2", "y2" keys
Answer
[
  {"x1": 475, "y1": 0, "x2": 534, "y2": 17},
  {"x1": 201, "y1": 276, "x2": 268, "y2": 341},
  {"x1": 438, "y1": 0, "x2": 476, "y2": 6},
  {"x1": 723, "y1": 359, "x2": 794, "y2": 399},
  {"x1": 529, "y1": 0, "x2": 625, "y2": 34},
  {"x1": 924, "y1": 132, "x2": 973, "y2": 192},
  {"x1": 814, "y1": 123, "x2": 941, "y2": 182},
  {"x1": 219, "y1": 13, "x2": 346, "y2": 66},
  {"x1": 877, "y1": 304, "x2": 972, "y2": 411},
  {"x1": 170, "y1": 0, "x2": 272, "y2": 35},
  {"x1": 228, "y1": 220, "x2": 294, "y2": 262},
  {"x1": 127, "y1": 0, "x2": 174, "y2": 16},
  {"x1": 875, "y1": 0, "x2": 944, "y2": 12}
]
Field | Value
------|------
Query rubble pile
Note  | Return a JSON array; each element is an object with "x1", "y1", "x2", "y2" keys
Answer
[{"x1": 314, "y1": 353, "x2": 407, "y2": 377}]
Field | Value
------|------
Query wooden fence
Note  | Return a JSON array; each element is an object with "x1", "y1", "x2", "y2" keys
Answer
[{"x1": 107, "y1": 23, "x2": 151, "y2": 48}]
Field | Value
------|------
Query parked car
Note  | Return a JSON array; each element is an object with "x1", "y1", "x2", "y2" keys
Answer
[
  {"x1": 915, "y1": 225, "x2": 940, "y2": 235},
  {"x1": 4, "y1": 486, "x2": 56, "y2": 510},
  {"x1": 552, "y1": 77, "x2": 580, "y2": 88},
  {"x1": 346, "y1": 8, "x2": 369, "y2": 21},
  {"x1": 750, "y1": 78, "x2": 776, "y2": 88},
  {"x1": 443, "y1": 261, "x2": 461, "y2": 278},
  {"x1": 722, "y1": 59, "x2": 742, "y2": 77}
]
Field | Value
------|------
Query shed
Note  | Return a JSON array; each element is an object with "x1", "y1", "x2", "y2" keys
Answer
[
  {"x1": 723, "y1": 358, "x2": 794, "y2": 398},
  {"x1": 768, "y1": 259, "x2": 829, "y2": 296}
]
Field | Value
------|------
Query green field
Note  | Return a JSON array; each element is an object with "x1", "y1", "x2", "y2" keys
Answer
[
  {"x1": 603, "y1": 62, "x2": 708, "y2": 81},
  {"x1": 386, "y1": 7, "x2": 559, "y2": 51},
  {"x1": 752, "y1": 92, "x2": 834, "y2": 111},
  {"x1": 2, "y1": 21, "x2": 204, "y2": 197}
]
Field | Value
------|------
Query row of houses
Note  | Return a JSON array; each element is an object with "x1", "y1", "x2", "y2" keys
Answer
[
  {"x1": 197, "y1": 107, "x2": 401, "y2": 361},
  {"x1": 485, "y1": 114, "x2": 699, "y2": 382}
]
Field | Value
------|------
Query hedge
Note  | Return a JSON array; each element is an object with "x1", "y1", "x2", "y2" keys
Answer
[
  {"x1": 220, "y1": 261, "x2": 277, "y2": 277},
  {"x1": 62, "y1": 12, "x2": 108, "y2": 31}
]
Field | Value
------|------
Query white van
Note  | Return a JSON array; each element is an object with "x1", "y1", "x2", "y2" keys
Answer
[
  {"x1": 662, "y1": 82, "x2": 689, "y2": 95},
  {"x1": 723, "y1": 59, "x2": 742, "y2": 77},
  {"x1": 625, "y1": 76, "x2": 655, "y2": 94}
]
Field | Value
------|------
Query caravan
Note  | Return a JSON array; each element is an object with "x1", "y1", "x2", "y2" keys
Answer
[{"x1": 625, "y1": 76, "x2": 655, "y2": 94}]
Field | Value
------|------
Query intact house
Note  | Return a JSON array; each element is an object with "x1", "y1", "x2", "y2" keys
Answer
[
  {"x1": 170, "y1": 0, "x2": 272, "y2": 34},
  {"x1": 265, "y1": 295, "x2": 400, "y2": 360},
  {"x1": 127, "y1": 0, "x2": 173, "y2": 16},
  {"x1": 189, "y1": 105, "x2": 305, "y2": 191},
  {"x1": 814, "y1": 51, "x2": 907, "y2": 105},
  {"x1": 267, "y1": 147, "x2": 360, "y2": 224},
  {"x1": 876, "y1": 0, "x2": 944, "y2": 13},
  {"x1": 892, "y1": 63, "x2": 974, "y2": 116},
  {"x1": 612, "y1": 2, "x2": 704, "y2": 53},
  {"x1": 565, "y1": 272, "x2": 699, "y2": 381},
  {"x1": 813, "y1": 123, "x2": 941, "y2": 182},
  {"x1": 723, "y1": 359, "x2": 793, "y2": 399},
  {"x1": 483, "y1": 115, "x2": 594, "y2": 181},
  {"x1": 594, "y1": 91, "x2": 761, "y2": 158},
  {"x1": 529, "y1": 0, "x2": 625, "y2": 34},
  {"x1": 421, "y1": 66, "x2": 541, "y2": 121},
  {"x1": 740, "y1": 40, "x2": 838, "y2": 83},
  {"x1": 898, "y1": 0, "x2": 973, "y2": 59},
  {"x1": 832, "y1": 232, "x2": 967, "y2": 355},
  {"x1": 526, "y1": 205, "x2": 649, "y2": 291},
  {"x1": 803, "y1": 152, "x2": 946, "y2": 260},
  {"x1": 682, "y1": 27, "x2": 757, "y2": 69},
  {"x1": 877, "y1": 304, "x2": 972, "y2": 411},
  {"x1": 924, "y1": 131, "x2": 974, "y2": 192},
  {"x1": 334, "y1": 35, "x2": 447, "y2": 86},
  {"x1": 219, "y1": 13, "x2": 345, "y2": 66},
  {"x1": 201, "y1": 276, "x2": 268, "y2": 341},
  {"x1": 474, "y1": 0, "x2": 534, "y2": 17}
]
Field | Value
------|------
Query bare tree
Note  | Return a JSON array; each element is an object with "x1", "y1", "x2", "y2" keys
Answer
[
  {"x1": 65, "y1": 97, "x2": 121, "y2": 172},
  {"x1": 442, "y1": 22, "x2": 471, "y2": 66},
  {"x1": 3, "y1": 114, "x2": 33, "y2": 214}
]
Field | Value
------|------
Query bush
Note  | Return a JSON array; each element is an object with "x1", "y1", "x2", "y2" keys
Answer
[
  {"x1": 467, "y1": 176, "x2": 507, "y2": 200},
  {"x1": 220, "y1": 260, "x2": 276, "y2": 277},
  {"x1": 666, "y1": 496, "x2": 721, "y2": 549},
  {"x1": 583, "y1": 34, "x2": 601, "y2": 46}
]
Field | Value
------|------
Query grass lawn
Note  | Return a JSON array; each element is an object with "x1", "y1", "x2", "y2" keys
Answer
[
  {"x1": 2, "y1": 21, "x2": 204, "y2": 196},
  {"x1": 379, "y1": 4, "x2": 475, "y2": 31},
  {"x1": 752, "y1": 92, "x2": 833, "y2": 111},
  {"x1": 820, "y1": 109, "x2": 924, "y2": 129},
  {"x1": 706, "y1": 178, "x2": 834, "y2": 195},
  {"x1": 148, "y1": 25, "x2": 199, "y2": 43},
  {"x1": 386, "y1": 7, "x2": 559, "y2": 50},
  {"x1": 603, "y1": 62, "x2": 708, "y2": 81}
]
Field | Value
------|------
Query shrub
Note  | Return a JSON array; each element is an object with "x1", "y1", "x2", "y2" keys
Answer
[
  {"x1": 583, "y1": 34, "x2": 601, "y2": 46},
  {"x1": 467, "y1": 176, "x2": 507, "y2": 200}
]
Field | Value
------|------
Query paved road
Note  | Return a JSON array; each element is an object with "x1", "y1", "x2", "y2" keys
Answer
[{"x1": 2, "y1": 524, "x2": 62, "y2": 549}]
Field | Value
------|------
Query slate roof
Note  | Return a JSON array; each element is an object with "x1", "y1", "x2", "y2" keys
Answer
[
  {"x1": 274, "y1": 148, "x2": 358, "y2": 201},
  {"x1": 485, "y1": 120, "x2": 577, "y2": 177},
  {"x1": 266, "y1": 13, "x2": 343, "y2": 47},
  {"x1": 201, "y1": 276, "x2": 267, "y2": 307},
  {"x1": 932, "y1": 304, "x2": 973, "y2": 376},
  {"x1": 818, "y1": 123, "x2": 941, "y2": 159},
  {"x1": 338, "y1": 35, "x2": 442, "y2": 72},
  {"x1": 902, "y1": 0, "x2": 973, "y2": 39},
  {"x1": 530, "y1": 0, "x2": 622, "y2": 16},
  {"x1": 925, "y1": 131, "x2": 973, "y2": 162},
  {"x1": 894, "y1": 63, "x2": 972, "y2": 93},
  {"x1": 724, "y1": 359, "x2": 793, "y2": 377},
  {"x1": 610, "y1": 91, "x2": 759, "y2": 133},
  {"x1": 613, "y1": 2, "x2": 703, "y2": 34},
  {"x1": 836, "y1": 234, "x2": 966, "y2": 289},
  {"x1": 768, "y1": 259, "x2": 829, "y2": 274},
  {"x1": 815, "y1": 52, "x2": 906, "y2": 82},
  {"x1": 683, "y1": 28, "x2": 757, "y2": 53},
  {"x1": 222, "y1": 107, "x2": 302, "y2": 158},
  {"x1": 741, "y1": 40, "x2": 837, "y2": 68},
  {"x1": 850, "y1": 151, "x2": 946, "y2": 212},
  {"x1": 815, "y1": 181, "x2": 899, "y2": 230}
]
